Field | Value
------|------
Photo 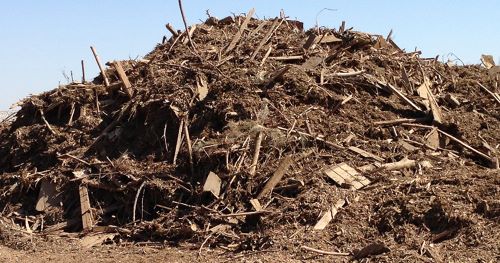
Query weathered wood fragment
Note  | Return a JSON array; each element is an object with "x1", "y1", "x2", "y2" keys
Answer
[
  {"x1": 112, "y1": 61, "x2": 133, "y2": 98},
  {"x1": 313, "y1": 199, "x2": 345, "y2": 230},
  {"x1": 203, "y1": 172, "x2": 221, "y2": 198},
  {"x1": 348, "y1": 146, "x2": 385, "y2": 162},
  {"x1": 79, "y1": 185, "x2": 93, "y2": 231},
  {"x1": 257, "y1": 155, "x2": 294, "y2": 199},
  {"x1": 225, "y1": 8, "x2": 255, "y2": 53},
  {"x1": 323, "y1": 163, "x2": 370, "y2": 190},
  {"x1": 90, "y1": 46, "x2": 110, "y2": 87}
]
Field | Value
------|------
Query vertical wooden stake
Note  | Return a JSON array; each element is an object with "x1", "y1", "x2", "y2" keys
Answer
[
  {"x1": 112, "y1": 61, "x2": 133, "y2": 98},
  {"x1": 81, "y1": 60, "x2": 86, "y2": 83},
  {"x1": 90, "y1": 46, "x2": 110, "y2": 87},
  {"x1": 173, "y1": 119, "x2": 184, "y2": 165},
  {"x1": 249, "y1": 131, "x2": 263, "y2": 176},
  {"x1": 183, "y1": 119, "x2": 194, "y2": 175},
  {"x1": 79, "y1": 185, "x2": 93, "y2": 231}
]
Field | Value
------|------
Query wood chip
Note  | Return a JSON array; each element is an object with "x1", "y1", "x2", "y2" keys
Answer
[{"x1": 203, "y1": 172, "x2": 221, "y2": 198}]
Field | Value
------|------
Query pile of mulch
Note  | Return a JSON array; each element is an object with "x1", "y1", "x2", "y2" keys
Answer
[{"x1": 0, "y1": 10, "x2": 498, "y2": 261}]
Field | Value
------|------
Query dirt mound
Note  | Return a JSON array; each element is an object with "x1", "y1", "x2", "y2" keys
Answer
[{"x1": 0, "y1": 10, "x2": 499, "y2": 261}]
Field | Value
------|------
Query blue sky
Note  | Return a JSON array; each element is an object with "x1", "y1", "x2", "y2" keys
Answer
[{"x1": 1, "y1": 0, "x2": 499, "y2": 109}]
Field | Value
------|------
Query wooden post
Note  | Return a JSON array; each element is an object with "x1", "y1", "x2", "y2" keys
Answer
[
  {"x1": 112, "y1": 61, "x2": 133, "y2": 98},
  {"x1": 81, "y1": 60, "x2": 86, "y2": 83},
  {"x1": 79, "y1": 185, "x2": 93, "y2": 231},
  {"x1": 90, "y1": 46, "x2": 110, "y2": 87}
]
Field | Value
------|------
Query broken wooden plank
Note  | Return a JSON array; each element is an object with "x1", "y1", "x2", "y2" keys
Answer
[
  {"x1": 111, "y1": 61, "x2": 133, "y2": 98},
  {"x1": 79, "y1": 185, "x2": 93, "y2": 231},
  {"x1": 417, "y1": 79, "x2": 443, "y2": 124},
  {"x1": 225, "y1": 8, "x2": 255, "y2": 54},
  {"x1": 90, "y1": 46, "x2": 110, "y2": 87},
  {"x1": 36, "y1": 179, "x2": 60, "y2": 212},
  {"x1": 323, "y1": 163, "x2": 370, "y2": 190},
  {"x1": 330, "y1": 70, "x2": 365, "y2": 77},
  {"x1": 348, "y1": 146, "x2": 385, "y2": 162},
  {"x1": 386, "y1": 82, "x2": 423, "y2": 112},
  {"x1": 257, "y1": 155, "x2": 294, "y2": 199},
  {"x1": 318, "y1": 34, "x2": 342, "y2": 44},
  {"x1": 313, "y1": 199, "x2": 345, "y2": 230},
  {"x1": 203, "y1": 172, "x2": 221, "y2": 198},
  {"x1": 481, "y1": 54, "x2": 495, "y2": 69},
  {"x1": 250, "y1": 18, "x2": 282, "y2": 60}
]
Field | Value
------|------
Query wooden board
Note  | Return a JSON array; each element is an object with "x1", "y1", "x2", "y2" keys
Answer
[
  {"x1": 323, "y1": 163, "x2": 370, "y2": 190},
  {"x1": 79, "y1": 185, "x2": 93, "y2": 231},
  {"x1": 313, "y1": 199, "x2": 345, "y2": 230}
]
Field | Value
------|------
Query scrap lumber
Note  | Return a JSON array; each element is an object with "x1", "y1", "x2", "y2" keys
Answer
[
  {"x1": 257, "y1": 155, "x2": 294, "y2": 199},
  {"x1": 348, "y1": 146, "x2": 385, "y2": 162},
  {"x1": 250, "y1": 18, "x2": 282, "y2": 60},
  {"x1": 313, "y1": 199, "x2": 345, "y2": 230},
  {"x1": 35, "y1": 179, "x2": 59, "y2": 212},
  {"x1": 111, "y1": 61, "x2": 133, "y2": 98},
  {"x1": 165, "y1": 23, "x2": 179, "y2": 37},
  {"x1": 268, "y1": 55, "x2": 304, "y2": 61},
  {"x1": 323, "y1": 163, "x2": 371, "y2": 190},
  {"x1": 417, "y1": 79, "x2": 443, "y2": 124},
  {"x1": 90, "y1": 46, "x2": 110, "y2": 87},
  {"x1": 203, "y1": 172, "x2": 222, "y2": 198},
  {"x1": 225, "y1": 8, "x2": 255, "y2": 53},
  {"x1": 367, "y1": 74, "x2": 423, "y2": 112},
  {"x1": 78, "y1": 185, "x2": 93, "y2": 231},
  {"x1": 249, "y1": 131, "x2": 263, "y2": 176},
  {"x1": 373, "y1": 117, "x2": 430, "y2": 126},
  {"x1": 357, "y1": 158, "x2": 416, "y2": 173}
]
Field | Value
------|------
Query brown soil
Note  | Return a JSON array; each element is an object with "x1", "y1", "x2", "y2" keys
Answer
[{"x1": 0, "y1": 11, "x2": 499, "y2": 262}]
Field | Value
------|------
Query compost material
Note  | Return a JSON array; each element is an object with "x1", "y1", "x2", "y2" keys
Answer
[{"x1": 0, "y1": 11, "x2": 499, "y2": 262}]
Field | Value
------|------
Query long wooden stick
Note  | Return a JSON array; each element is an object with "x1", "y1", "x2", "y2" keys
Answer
[
  {"x1": 90, "y1": 46, "x2": 110, "y2": 87},
  {"x1": 173, "y1": 119, "x2": 184, "y2": 165},
  {"x1": 183, "y1": 120, "x2": 194, "y2": 175},
  {"x1": 477, "y1": 82, "x2": 500, "y2": 104},
  {"x1": 402, "y1": 123, "x2": 492, "y2": 162},
  {"x1": 373, "y1": 117, "x2": 429, "y2": 126},
  {"x1": 225, "y1": 8, "x2": 255, "y2": 53},
  {"x1": 112, "y1": 61, "x2": 133, "y2": 98},
  {"x1": 249, "y1": 131, "x2": 263, "y2": 176},
  {"x1": 177, "y1": 0, "x2": 197, "y2": 52},
  {"x1": 301, "y1": 246, "x2": 350, "y2": 256},
  {"x1": 257, "y1": 155, "x2": 293, "y2": 199}
]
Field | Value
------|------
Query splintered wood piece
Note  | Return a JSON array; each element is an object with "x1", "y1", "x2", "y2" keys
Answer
[
  {"x1": 318, "y1": 34, "x2": 342, "y2": 44},
  {"x1": 249, "y1": 131, "x2": 263, "y2": 176},
  {"x1": 357, "y1": 158, "x2": 417, "y2": 173},
  {"x1": 172, "y1": 119, "x2": 184, "y2": 165},
  {"x1": 259, "y1": 45, "x2": 273, "y2": 67},
  {"x1": 268, "y1": 55, "x2": 304, "y2": 61},
  {"x1": 79, "y1": 185, "x2": 93, "y2": 231},
  {"x1": 323, "y1": 163, "x2": 370, "y2": 190},
  {"x1": 257, "y1": 155, "x2": 294, "y2": 199},
  {"x1": 203, "y1": 172, "x2": 221, "y2": 198},
  {"x1": 477, "y1": 82, "x2": 500, "y2": 105},
  {"x1": 261, "y1": 66, "x2": 291, "y2": 88},
  {"x1": 303, "y1": 33, "x2": 318, "y2": 49},
  {"x1": 313, "y1": 199, "x2": 345, "y2": 230},
  {"x1": 385, "y1": 83, "x2": 423, "y2": 112},
  {"x1": 112, "y1": 61, "x2": 133, "y2": 98},
  {"x1": 90, "y1": 46, "x2": 110, "y2": 87},
  {"x1": 250, "y1": 18, "x2": 282, "y2": 60},
  {"x1": 225, "y1": 8, "x2": 255, "y2": 53},
  {"x1": 417, "y1": 79, "x2": 443, "y2": 124},
  {"x1": 481, "y1": 54, "x2": 495, "y2": 69},
  {"x1": 165, "y1": 23, "x2": 179, "y2": 37},
  {"x1": 348, "y1": 146, "x2": 385, "y2": 162},
  {"x1": 250, "y1": 198, "x2": 263, "y2": 211},
  {"x1": 301, "y1": 56, "x2": 323, "y2": 70},
  {"x1": 425, "y1": 128, "x2": 441, "y2": 149},
  {"x1": 196, "y1": 74, "x2": 208, "y2": 101},
  {"x1": 373, "y1": 117, "x2": 430, "y2": 126},
  {"x1": 36, "y1": 179, "x2": 59, "y2": 212}
]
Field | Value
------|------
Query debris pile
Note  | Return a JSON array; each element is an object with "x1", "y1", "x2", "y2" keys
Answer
[{"x1": 0, "y1": 10, "x2": 499, "y2": 261}]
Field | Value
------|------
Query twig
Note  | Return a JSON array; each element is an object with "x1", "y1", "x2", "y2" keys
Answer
[
  {"x1": 249, "y1": 131, "x2": 264, "y2": 176},
  {"x1": 57, "y1": 153, "x2": 91, "y2": 166},
  {"x1": 90, "y1": 46, "x2": 110, "y2": 87},
  {"x1": 39, "y1": 109, "x2": 56, "y2": 135},
  {"x1": 277, "y1": 126, "x2": 344, "y2": 150},
  {"x1": 177, "y1": 0, "x2": 197, "y2": 53},
  {"x1": 173, "y1": 119, "x2": 184, "y2": 165},
  {"x1": 373, "y1": 117, "x2": 430, "y2": 126},
  {"x1": 257, "y1": 155, "x2": 294, "y2": 199},
  {"x1": 183, "y1": 119, "x2": 194, "y2": 175},
  {"x1": 301, "y1": 245, "x2": 350, "y2": 256},
  {"x1": 259, "y1": 45, "x2": 273, "y2": 67},
  {"x1": 133, "y1": 181, "x2": 146, "y2": 225}
]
